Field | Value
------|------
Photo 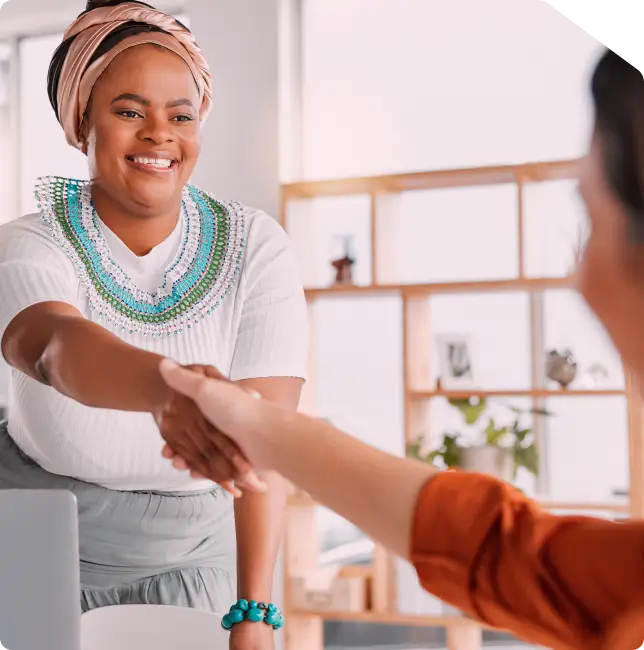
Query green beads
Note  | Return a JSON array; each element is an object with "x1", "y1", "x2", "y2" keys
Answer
[{"x1": 220, "y1": 599, "x2": 285, "y2": 631}]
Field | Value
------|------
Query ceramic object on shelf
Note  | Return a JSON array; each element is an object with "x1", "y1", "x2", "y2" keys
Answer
[
  {"x1": 330, "y1": 235, "x2": 356, "y2": 286},
  {"x1": 459, "y1": 445, "x2": 513, "y2": 482},
  {"x1": 545, "y1": 348, "x2": 578, "y2": 389}
]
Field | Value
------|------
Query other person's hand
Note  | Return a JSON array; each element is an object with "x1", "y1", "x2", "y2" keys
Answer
[
  {"x1": 158, "y1": 359, "x2": 277, "y2": 475},
  {"x1": 152, "y1": 363, "x2": 266, "y2": 496}
]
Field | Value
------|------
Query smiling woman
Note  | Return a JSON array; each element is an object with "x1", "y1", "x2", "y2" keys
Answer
[
  {"x1": 0, "y1": 0, "x2": 308, "y2": 643},
  {"x1": 81, "y1": 43, "x2": 203, "y2": 248}
]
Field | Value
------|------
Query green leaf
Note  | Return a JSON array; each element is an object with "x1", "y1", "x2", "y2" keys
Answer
[
  {"x1": 530, "y1": 407, "x2": 554, "y2": 417},
  {"x1": 484, "y1": 418, "x2": 509, "y2": 446},
  {"x1": 438, "y1": 433, "x2": 462, "y2": 468},
  {"x1": 508, "y1": 405, "x2": 554, "y2": 417},
  {"x1": 449, "y1": 397, "x2": 487, "y2": 425},
  {"x1": 513, "y1": 428, "x2": 532, "y2": 443},
  {"x1": 427, "y1": 449, "x2": 441, "y2": 463},
  {"x1": 514, "y1": 443, "x2": 539, "y2": 476}
]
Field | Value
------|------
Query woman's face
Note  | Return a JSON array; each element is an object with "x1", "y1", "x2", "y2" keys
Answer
[
  {"x1": 82, "y1": 44, "x2": 201, "y2": 216},
  {"x1": 577, "y1": 131, "x2": 644, "y2": 375}
]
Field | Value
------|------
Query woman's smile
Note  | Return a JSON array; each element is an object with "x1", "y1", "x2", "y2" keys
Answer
[{"x1": 125, "y1": 150, "x2": 179, "y2": 175}]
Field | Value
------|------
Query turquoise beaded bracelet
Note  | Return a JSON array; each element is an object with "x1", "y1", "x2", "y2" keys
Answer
[{"x1": 221, "y1": 599, "x2": 285, "y2": 631}]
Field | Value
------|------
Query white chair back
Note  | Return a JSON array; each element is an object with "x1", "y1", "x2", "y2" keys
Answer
[{"x1": 81, "y1": 604, "x2": 228, "y2": 650}]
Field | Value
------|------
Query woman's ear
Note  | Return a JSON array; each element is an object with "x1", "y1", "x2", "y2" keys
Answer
[{"x1": 79, "y1": 106, "x2": 90, "y2": 155}]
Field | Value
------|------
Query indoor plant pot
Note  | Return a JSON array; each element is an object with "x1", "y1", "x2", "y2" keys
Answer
[{"x1": 458, "y1": 445, "x2": 513, "y2": 482}]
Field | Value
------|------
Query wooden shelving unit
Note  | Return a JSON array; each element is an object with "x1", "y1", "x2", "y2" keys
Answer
[{"x1": 279, "y1": 159, "x2": 642, "y2": 650}]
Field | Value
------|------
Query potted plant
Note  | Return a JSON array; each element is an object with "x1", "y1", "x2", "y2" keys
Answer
[{"x1": 406, "y1": 397, "x2": 552, "y2": 482}]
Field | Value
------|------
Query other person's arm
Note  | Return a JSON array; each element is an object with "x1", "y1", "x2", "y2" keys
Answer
[{"x1": 160, "y1": 366, "x2": 644, "y2": 650}]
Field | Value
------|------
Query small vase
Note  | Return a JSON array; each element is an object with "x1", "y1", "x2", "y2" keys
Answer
[
  {"x1": 545, "y1": 349, "x2": 578, "y2": 389},
  {"x1": 459, "y1": 446, "x2": 513, "y2": 482}
]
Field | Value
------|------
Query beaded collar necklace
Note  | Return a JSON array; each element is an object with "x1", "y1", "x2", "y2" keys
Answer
[{"x1": 35, "y1": 176, "x2": 246, "y2": 337}]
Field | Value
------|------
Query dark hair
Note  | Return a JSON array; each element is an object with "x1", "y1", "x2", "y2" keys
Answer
[
  {"x1": 591, "y1": 49, "x2": 644, "y2": 240},
  {"x1": 46, "y1": 0, "x2": 188, "y2": 121}
]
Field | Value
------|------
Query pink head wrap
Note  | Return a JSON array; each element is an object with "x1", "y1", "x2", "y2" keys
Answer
[{"x1": 56, "y1": 2, "x2": 212, "y2": 150}]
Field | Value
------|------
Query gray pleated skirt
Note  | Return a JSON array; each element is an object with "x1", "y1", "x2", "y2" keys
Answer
[{"x1": 0, "y1": 422, "x2": 236, "y2": 613}]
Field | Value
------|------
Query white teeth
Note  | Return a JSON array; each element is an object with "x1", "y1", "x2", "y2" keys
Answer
[{"x1": 131, "y1": 157, "x2": 172, "y2": 168}]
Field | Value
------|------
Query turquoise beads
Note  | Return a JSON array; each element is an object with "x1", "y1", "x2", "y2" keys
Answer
[
  {"x1": 34, "y1": 176, "x2": 246, "y2": 337},
  {"x1": 247, "y1": 607, "x2": 264, "y2": 622},
  {"x1": 221, "y1": 599, "x2": 284, "y2": 631}
]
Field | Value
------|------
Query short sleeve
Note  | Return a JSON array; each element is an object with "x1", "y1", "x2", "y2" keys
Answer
[
  {"x1": 0, "y1": 215, "x2": 79, "y2": 347},
  {"x1": 228, "y1": 210, "x2": 309, "y2": 381}
]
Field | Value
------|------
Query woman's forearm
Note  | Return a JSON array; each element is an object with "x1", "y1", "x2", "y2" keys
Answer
[
  {"x1": 40, "y1": 315, "x2": 170, "y2": 412},
  {"x1": 233, "y1": 377, "x2": 303, "y2": 601},
  {"x1": 255, "y1": 408, "x2": 438, "y2": 559},
  {"x1": 234, "y1": 472, "x2": 287, "y2": 601}
]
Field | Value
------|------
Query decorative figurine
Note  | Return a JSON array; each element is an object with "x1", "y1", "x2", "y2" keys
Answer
[
  {"x1": 330, "y1": 235, "x2": 356, "y2": 286},
  {"x1": 545, "y1": 349, "x2": 578, "y2": 389}
]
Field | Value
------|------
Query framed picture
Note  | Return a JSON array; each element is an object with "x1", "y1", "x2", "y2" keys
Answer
[{"x1": 436, "y1": 334, "x2": 474, "y2": 388}]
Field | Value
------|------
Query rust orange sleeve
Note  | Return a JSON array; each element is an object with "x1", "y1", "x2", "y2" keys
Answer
[{"x1": 410, "y1": 471, "x2": 644, "y2": 650}]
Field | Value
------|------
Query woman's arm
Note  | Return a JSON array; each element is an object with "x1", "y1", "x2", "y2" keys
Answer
[
  {"x1": 2, "y1": 302, "x2": 170, "y2": 411},
  {"x1": 233, "y1": 377, "x2": 302, "y2": 602},
  {"x1": 160, "y1": 365, "x2": 644, "y2": 650},
  {"x1": 2, "y1": 304, "x2": 255, "y2": 490}
]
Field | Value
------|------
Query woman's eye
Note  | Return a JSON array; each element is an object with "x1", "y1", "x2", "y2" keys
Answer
[
  {"x1": 118, "y1": 110, "x2": 141, "y2": 119},
  {"x1": 173, "y1": 115, "x2": 194, "y2": 122}
]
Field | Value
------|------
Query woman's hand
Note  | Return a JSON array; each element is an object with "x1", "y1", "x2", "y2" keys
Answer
[
  {"x1": 153, "y1": 363, "x2": 266, "y2": 496},
  {"x1": 158, "y1": 359, "x2": 275, "y2": 474}
]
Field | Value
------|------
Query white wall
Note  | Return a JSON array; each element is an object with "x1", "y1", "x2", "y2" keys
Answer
[
  {"x1": 188, "y1": 0, "x2": 282, "y2": 214},
  {"x1": 0, "y1": 0, "x2": 185, "y2": 39}
]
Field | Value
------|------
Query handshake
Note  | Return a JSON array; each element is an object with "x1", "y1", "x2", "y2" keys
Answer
[{"x1": 153, "y1": 360, "x2": 271, "y2": 497}]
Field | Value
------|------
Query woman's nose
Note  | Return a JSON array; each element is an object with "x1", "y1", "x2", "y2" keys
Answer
[{"x1": 138, "y1": 116, "x2": 174, "y2": 144}]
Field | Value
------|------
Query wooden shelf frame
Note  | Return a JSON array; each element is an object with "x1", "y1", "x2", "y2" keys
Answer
[
  {"x1": 279, "y1": 159, "x2": 643, "y2": 650},
  {"x1": 281, "y1": 159, "x2": 581, "y2": 200},
  {"x1": 408, "y1": 388, "x2": 627, "y2": 399},
  {"x1": 303, "y1": 276, "x2": 575, "y2": 299},
  {"x1": 287, "y1": 493, "x2": 630, "y2": 514}
]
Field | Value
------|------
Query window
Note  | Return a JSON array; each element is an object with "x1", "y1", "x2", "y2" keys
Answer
[{"x1": 19, "y1": 33, "x2": 88, "y2": 216}]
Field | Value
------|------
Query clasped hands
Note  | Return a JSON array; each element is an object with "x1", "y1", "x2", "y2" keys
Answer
[{"x1": 152, "y1": 361, "x2": 266, "y2": 497}]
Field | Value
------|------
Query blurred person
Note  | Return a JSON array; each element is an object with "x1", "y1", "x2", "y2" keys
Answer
[{"x1": 159, "y1": 49, "x2": 644, "y2": 650}]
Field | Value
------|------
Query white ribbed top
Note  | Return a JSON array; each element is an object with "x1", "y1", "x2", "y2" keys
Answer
[{"x1": 0, "y1": 206, "x2": 308, "y2": 491}]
